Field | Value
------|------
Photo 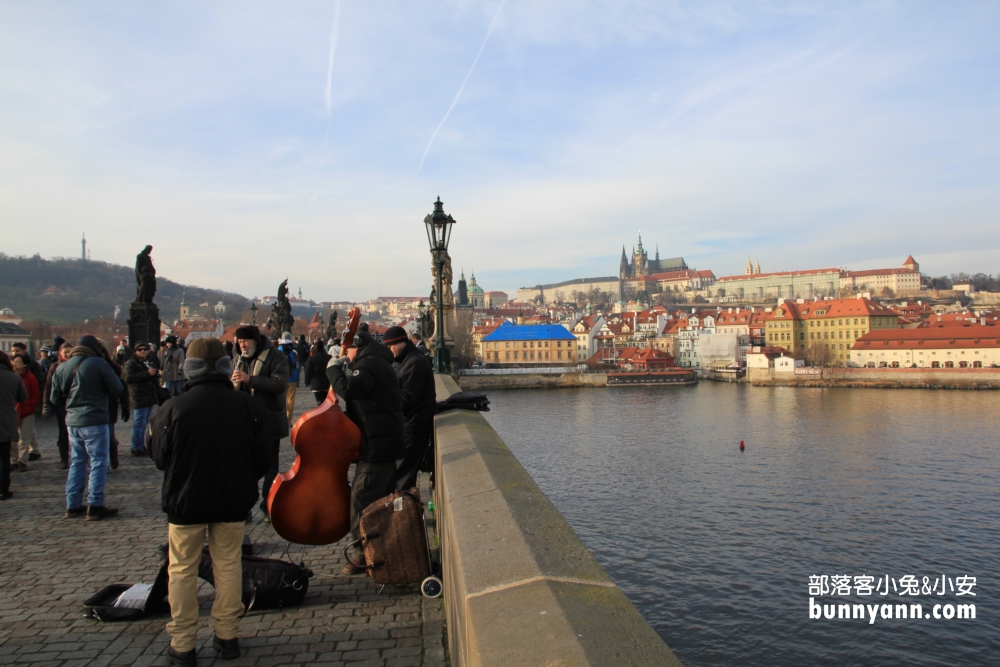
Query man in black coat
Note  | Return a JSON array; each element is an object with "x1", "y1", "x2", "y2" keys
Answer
[
  {"x1": 148, "y1": 338, "x2": 268, "y2": 665},
  {"x1": 383, "y1": 326, "x2": 436, "y2": 491},
  {"x1": 326, "y1": 330, "x2": 405, "y2": 575},
  {"x1": 231, "y1": 325, "x2": 289, "y2": 520}
]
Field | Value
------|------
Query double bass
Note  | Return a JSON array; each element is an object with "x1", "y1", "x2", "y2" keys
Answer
[{"x1": 267, "y1": 308, "x2": 362, "y2": 545}]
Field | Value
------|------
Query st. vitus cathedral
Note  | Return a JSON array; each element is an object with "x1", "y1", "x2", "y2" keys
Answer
[{"x1": 618, "y1": 232, "x2": 687, "y2": 279}]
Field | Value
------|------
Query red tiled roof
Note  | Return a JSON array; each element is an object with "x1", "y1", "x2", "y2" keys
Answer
[{"x1": 852, "y1": 326, "x2": 1000, "y2": 350}]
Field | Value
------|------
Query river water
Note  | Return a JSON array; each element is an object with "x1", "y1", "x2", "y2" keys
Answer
[{"x1": 481, "y1": 383, "x2": 999, "y2": 667}]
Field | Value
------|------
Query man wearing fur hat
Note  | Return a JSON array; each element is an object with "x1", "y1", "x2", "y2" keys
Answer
[
  {"x1": 382, "y1": 326, "x2": 436, "y2": 491},
  {"x1": 148, "y1": 337, "x2": 268, "y2": 665},
  {"x1": 50, "y1": 335, "x2": 125, "y2": 520},
  {"x1": 230, "y1": 325, "x2": 289, "y2": 521},
  {"x1": 326, "y1": 330, "x2": 405, "y2": 575}
]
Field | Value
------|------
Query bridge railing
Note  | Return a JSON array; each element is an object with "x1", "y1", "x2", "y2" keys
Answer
[
  {"x1": 432, "y1": 374, "x2": 683, "y2": 666},
  {"x1": 458, "y1": 365, "x2": 588, "y2": 376}
]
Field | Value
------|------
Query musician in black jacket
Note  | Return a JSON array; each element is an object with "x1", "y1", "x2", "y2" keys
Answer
[
  {"x1": 326, "y1": 330, "x2": 405, "y2": 575},
  {"x1": 382, "y1": 326, "x2": 435, "y2": 490}
]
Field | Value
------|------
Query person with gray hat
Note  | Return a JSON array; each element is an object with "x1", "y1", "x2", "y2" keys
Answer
[
  {"x1": 325, "y1": 329, "x2": 405, "y2": 575},
  {"x1": 148, "y1": 337, "x2": 268, "y2": 665}
]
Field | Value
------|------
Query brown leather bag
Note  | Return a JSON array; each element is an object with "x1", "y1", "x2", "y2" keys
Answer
[{"x1": 346, "y1": 488, "x2": 431, "y2": 586}]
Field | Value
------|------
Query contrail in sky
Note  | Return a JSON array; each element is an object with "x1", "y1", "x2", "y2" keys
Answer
[
  {"x1": 417, "y1": 0, "x2": 506, "y2": 173},
  {"x1": 324, "y1": 0, "x2": 342, "y2": 147}
]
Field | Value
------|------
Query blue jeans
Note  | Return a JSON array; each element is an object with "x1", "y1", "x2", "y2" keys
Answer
[
  {"x1": 132, "y1": 406, "x2": 152, "y2": 452},
  {"x1": 66, "y1": 424, "x2": 110, "y2": 509},
  {"x1": 166, "y1": 380, "x2": 185, "y2": 397}
]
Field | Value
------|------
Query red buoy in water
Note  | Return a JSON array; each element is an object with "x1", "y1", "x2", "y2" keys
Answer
[{"x1": 740, "y1": 440, "x2": 745, "y2": 452}]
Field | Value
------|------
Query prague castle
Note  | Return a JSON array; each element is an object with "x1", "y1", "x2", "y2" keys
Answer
[{"x1": 619, "y1": 233, "x2": 687, "y2": 279}]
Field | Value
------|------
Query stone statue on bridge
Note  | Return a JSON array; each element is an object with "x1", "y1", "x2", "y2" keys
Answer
[
  {"x1": 265, "y1": 278, "x2": 295, "y2": 334},
  {"x1": 135, "y1": 245, "x2": 156, "y2": 304}
]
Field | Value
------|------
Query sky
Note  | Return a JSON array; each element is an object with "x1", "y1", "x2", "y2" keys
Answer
[{"x1": 2, "y1": 1, "x2": 999, "y2": 302}]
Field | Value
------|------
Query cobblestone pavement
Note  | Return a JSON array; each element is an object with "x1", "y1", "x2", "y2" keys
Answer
[{"x1": 0, "y1": 387, "x2": 447, "y2": 667}]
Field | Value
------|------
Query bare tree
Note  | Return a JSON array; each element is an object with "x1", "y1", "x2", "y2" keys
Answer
[
  {"x1": 807, "y1": 341, "x2": 834, "y2": 367},
  {"x1": 450, "y1": 308, "x2": 476, "y2": 370}
]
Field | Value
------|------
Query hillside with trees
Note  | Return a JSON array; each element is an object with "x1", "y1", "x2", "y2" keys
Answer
[{"x1": 0, "y1": 253, "x2": 250, "y2": 326}]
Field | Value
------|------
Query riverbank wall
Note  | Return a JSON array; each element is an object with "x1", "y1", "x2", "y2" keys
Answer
[
  {"x1": 749, "y1": 367, "x2": 1000, "y2": 389},
  {"x1": 457, "y1": 372, "x2": 607, "y2": 391},
  {"x1": 433, "y1": 374, "x2": 683, "y2": 667}
]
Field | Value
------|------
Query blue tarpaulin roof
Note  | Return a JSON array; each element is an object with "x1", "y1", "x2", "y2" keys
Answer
[{"x1": 481, "y1": 322, "x2": 576, "y2": 342}]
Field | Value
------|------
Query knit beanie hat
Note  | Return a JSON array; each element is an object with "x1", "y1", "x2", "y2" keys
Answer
[
  {"x1": 184, "y1": 337, "x2": 232, "y2": 379},
  {"x1": 77, "y1": 335, "x2": 103, "y2": 356},
  {"x1": 383, "y1": 326, "x2": 408, "y2": 345}
]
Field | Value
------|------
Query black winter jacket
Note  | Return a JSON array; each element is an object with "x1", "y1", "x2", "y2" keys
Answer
[
  {"x1": 148, "y1": 373, "x2": 269, "y2": 524},
  {"x1": 123, "y1": 354, "x2": 160, "y2": 409},
  {"x1": 326, "y1": 342, "x2": 405, "y2": 462},
  {"x1": 394, "y1": 341, "x2": 436, "y2": 428},
  {"x1": 233, "y1": 337, "x2": 289, "y2": 439},
  {"x1": 304, "y1": 349, "x2": 332, "y2": 392}
]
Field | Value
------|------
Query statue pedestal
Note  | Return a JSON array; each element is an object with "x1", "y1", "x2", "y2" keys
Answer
[{"x1": 128, "y1": 302, "x2": 161, "y2": 346}]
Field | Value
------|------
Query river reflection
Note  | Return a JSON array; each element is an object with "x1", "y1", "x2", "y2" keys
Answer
[{"x1": 482, "y1": 383, "x2": 999, "y2": 667}]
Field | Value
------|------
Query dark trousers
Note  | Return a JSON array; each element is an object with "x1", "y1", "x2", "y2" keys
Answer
[
  {"x1": 0, "y1": 442, "x2": 9, "y2": 494},
  {"x1": 396, "y1": 421, "x2": 432, "y2": 492},
  {"x1": 55, "y1": 407, "x2": 69, "y2": 463},
  {"x1": 312, "y1": 391, "x2": 325, "y2": 405},
  {"x1": 259, "y1": 439, "x2": 281, "y2": 513},
  {"x1": 350, "y1": 460, "x2": 397, "y2": 550}
]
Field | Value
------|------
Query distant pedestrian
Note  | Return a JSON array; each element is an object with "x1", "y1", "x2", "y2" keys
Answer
[
  {"x1": 303, "y1": 340, "x2": 331, "y2": 404},
  {"x1": 51, "y1": 335, "x2": 125, "y2": 521},
  {"x1": 160, "y1": 336, "x2": 186, "y2": 397},
  {"x1": 11, "y1": 354, "x2": 39, "y2": 473},
  {"x1": 124, "y1": 340, "x2": 159, "y2": 456},
  {"x1": 295, "y1": 335, "x2": 309, "y2": 387},
  {"x1": 0, "y1": 351, "x2": 27, "y2": 499},
  {"x1": 148, "y1": 337, "x2": 267, "y2": 665},
  {"x1": 231, "y1": 325, "x2": 288, "y2": 522},
  {"x1": 410, "y1": 333, "x2": 430, "y2": 357},
  {"x1": 42, "y1": 343, "x2": 74, "y2": 468},
  {"x1": 10, "y1": 343, "x2": 45, "y2": 461},
  {"x1": 328, "y1": 337, "x2": 342, "y2": 358},
  {"x1": 277, "y1": 332, "x2": 298, "y2": 425}
]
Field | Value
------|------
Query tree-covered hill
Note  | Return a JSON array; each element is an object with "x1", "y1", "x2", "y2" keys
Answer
[{"x1": 0, "y1": 253, "x2": 250, "y2": 325}]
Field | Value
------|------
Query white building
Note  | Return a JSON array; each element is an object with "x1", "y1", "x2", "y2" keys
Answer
[{"x1": 571, "y1": 314, "x2": 606, "y2": 361}]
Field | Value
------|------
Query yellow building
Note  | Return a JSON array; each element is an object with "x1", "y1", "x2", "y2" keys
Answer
[
  {"x1": 480, "y1": 323, "x2": 578, "y2": 365},
  {"x1": 765, "y1": 297, "x2": 900, "y2": 363}
]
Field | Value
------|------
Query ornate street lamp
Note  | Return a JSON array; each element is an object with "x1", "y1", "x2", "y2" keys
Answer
[
  {"x1": 424, "y1": 197, "x2": 456, "y2": 373},
  {"x1": 249, "y1": 302, "x2": 258, "y2": 325}
]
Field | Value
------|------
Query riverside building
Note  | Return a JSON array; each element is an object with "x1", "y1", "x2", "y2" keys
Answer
[{"x1": 480, "y1": 322, "x2": 578, "y2": 365}]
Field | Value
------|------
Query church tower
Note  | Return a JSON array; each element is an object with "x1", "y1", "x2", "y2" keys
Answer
[
  {"x1": 179, "y1": 289, "x2": 190, "y2": 320},
  {"x1": 745, "y1": 257, "x2": 753, "y2": 275},
  {"x1": 619, "y1": 246, "x2": 629, "y2": 279},
  {"x1": 754, "y1": 258, "x2": 761, "y2": 275}
]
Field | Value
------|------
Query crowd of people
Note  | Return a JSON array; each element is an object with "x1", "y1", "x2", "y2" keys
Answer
[{"x1": 0, "y1": 325, "x2": 436, "y2": 665}]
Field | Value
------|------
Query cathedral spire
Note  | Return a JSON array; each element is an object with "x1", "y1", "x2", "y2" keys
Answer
[
  {"x1": 746, "y1": 257, "x2": 753, "y2": 275},
  {"x1": 637, "y1": 231, "x2": 644, "y2": 254},
  {"x1": 655, "y1": 244, "x2": 660, "y2": 261}
]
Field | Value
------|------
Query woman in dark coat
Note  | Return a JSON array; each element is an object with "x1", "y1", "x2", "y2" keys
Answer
[
  {"x1": 0, "y1": 350, "x2": 28, "y2": 499},
  {"x1": 303, "y1": 341, "x2": 332, "y2": 404}
]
